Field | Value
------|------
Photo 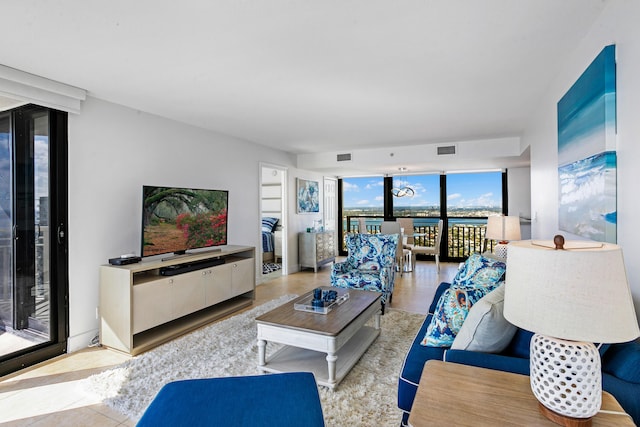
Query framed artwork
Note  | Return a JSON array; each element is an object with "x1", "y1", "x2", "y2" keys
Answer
[
  {"x1": 558, "y1": 45, "x2": 617, "y2": 243},
  {"x1": 297, "y1": 178, "x2": 320, "y2": 213}
]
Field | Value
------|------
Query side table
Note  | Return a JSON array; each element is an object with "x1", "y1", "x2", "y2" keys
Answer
[{"x1": 408, "y1": 360, "x2": 634, "y2": 426}]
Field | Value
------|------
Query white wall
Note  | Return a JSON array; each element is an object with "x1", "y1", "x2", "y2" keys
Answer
[
  {"x1": 67, "y1": 97, "x2": 303, "y2": 351},
  {"x1": 525, "y1": 1, "x2": 640, "y2": 323}
]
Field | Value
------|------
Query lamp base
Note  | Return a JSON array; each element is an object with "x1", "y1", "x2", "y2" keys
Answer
[
  {"x1": 538, "y1": 402, "x2": 593, "y2": 427},
  {"x1": 530, "y1": 334, "x2": 601, "y2": 423},
  {"x1": 494, "y1": 242, "x2": 509, "y2": 260}
]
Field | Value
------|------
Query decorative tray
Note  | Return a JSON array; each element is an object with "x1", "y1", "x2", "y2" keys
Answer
[{"x1": 294, "y1": 292, "x2": 350, "y2": 314}]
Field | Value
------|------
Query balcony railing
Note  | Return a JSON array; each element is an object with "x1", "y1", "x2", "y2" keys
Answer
[{"x1": 344, "y1": 216, "x2": 494, "y2": 260}]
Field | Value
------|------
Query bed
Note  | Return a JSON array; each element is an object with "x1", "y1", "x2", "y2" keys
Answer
[{"x1": 262, "y1": 217, "x2": 280, "y2": 262}]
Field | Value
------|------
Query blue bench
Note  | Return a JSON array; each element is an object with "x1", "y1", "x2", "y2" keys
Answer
[{"x1": 138, "y1": 372, "x2": 324, "y2": 427}]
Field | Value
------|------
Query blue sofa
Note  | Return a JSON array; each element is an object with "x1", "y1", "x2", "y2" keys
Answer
[{"x1": 398, "y1": 281, "x2": 640, "y2": 426}]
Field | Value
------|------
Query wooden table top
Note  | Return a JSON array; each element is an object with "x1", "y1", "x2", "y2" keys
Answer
[
  {"x1": 408, "y1": 360, "x2": 635, "y2": 427},
  {"x1": 255, "y1": 287, "x2": 380, "y2": 336}
]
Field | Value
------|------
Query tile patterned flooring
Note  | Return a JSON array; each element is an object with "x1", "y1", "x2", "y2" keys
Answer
[{"x1": 0, "y1": 259, "x2": 458, "y2": 426}]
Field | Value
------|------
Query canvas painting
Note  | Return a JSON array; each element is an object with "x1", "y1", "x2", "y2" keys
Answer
[
  {"x1": 297, "y1": 178, "x2": 320, "y2": 213},
  {"x1": 558, "y1": 45, "x2": 617, "y2": 243}
]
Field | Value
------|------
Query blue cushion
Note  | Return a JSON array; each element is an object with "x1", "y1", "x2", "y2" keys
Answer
[
  {"x1": 603, "y1": 372, "x2": 640, "y2": 425},
  {"x1": 602, "y1": 341, "x2": 640, "y2": 384},
  {"x1": 444, "y1": 349, "x2": 530, "y2": 375},
  {"x1": 137, "y1": 373, "x2": 324, "y2": 427},
  {"x1": 261, "y1": 217, "x2": 279, "y2": 233},
  {"x1": 503, "y1": 328, "x2": 534, "y2": 359}
]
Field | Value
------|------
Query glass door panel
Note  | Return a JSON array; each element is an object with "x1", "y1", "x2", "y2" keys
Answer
[{"x1": 0, "y1": 108, "x2": 51, "y2": 358}]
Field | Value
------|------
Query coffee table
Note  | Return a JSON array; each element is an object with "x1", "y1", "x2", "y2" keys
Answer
[{"x1": 255, "y1": 287, "x2": 381, "y2": 389}]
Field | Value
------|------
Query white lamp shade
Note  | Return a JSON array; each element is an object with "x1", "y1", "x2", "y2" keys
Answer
[
  {"x1": 504, "y1": 239, "x2": 640, "y2": 343},
  {"x1": 485, "y1": 215, "x2": 521, "y2": 242}
]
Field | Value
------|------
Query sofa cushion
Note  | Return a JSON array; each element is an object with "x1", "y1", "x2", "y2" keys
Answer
[
  {"x1": 450, "y1": 284, "x2": 517, "y2": 353},
  {"x1": 451, "y1": 252, "x2": 506, "y2": 289},
  {"x1": 421, "y1": 280, "x2": 501, "y2": 347},
  {"x1": 602, "y1": 341, "x2": 640, "y2": 384},
  {"x1": 503, "y1": 328, "x2": 534, "y2": 358}
]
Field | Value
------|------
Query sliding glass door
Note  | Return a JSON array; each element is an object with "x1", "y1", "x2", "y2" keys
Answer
[{"x1": 0, "y1": 105, "x2": 68, "y2": 376}]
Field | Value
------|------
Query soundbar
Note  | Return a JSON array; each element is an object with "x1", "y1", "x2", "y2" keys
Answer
[{"x1": 160, "y1": 258, "x2": 225, "y2": 276}]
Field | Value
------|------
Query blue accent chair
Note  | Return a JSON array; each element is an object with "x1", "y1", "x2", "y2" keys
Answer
[
  {"x1": 330, "y1": 232, "x2": 398, "y2": 314},
  {"x1": 137, "y1": 372, "x2": 324, "y2": 427}
]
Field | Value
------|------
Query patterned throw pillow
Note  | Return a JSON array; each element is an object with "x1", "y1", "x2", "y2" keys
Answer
[
  {"x1": 451, "y1": 253, "x2": 506, "y2": 289},
  {"x1": 421, "y1": 281, "x2": 501, "y2": 347},
  {"x1": 261, "y1": 217, "x2": 279, "y2": 233},
  {"x1": 420, "y1": 253, "x2": 506, "y2": 347}
]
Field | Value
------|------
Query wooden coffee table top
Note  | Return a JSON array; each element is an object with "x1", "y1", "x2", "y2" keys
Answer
[
  {"x1": 408, "y1": 360, "x2": 634, "y2": 427},
  {"x1": 255, "y1": 287, "x2": 380, "y2": 336}
]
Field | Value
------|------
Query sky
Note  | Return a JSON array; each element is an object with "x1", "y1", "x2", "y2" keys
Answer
[{"x1": 342, "y1": 172, "x2": 502, "y2": 209}]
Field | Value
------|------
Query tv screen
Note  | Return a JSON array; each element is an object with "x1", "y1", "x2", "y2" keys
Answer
[{"x1": 141, "y1": 185, "x2": 229, "y2": 258}]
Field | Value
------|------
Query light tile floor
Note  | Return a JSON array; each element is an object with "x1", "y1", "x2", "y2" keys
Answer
[{"x1": 0, "y1": 259, "x2": 458, "y2": 426}]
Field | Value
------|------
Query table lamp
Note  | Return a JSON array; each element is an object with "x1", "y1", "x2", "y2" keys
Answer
[
  {"x1": 504, "y1": 236, "x2": 640, "y2": 426},
  {"x1": 485, "y1": 215, "x2": 521, "y2": 260}
]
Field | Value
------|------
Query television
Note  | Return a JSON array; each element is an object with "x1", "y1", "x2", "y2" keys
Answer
[{"x1": 141, "y1": 185, "x2": 229, "y2": 258}]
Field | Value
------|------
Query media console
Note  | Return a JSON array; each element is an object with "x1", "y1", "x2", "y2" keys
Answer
[{"x1": 99, "y1": 245, "x2": 255, "y2": 355}]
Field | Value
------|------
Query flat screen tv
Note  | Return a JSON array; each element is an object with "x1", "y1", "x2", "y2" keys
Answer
[{"x1": 141, "y1": 185, "x2": 229, "y2": 258}]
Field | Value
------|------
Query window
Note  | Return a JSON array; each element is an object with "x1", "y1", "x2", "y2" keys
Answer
[
  {"x1": 446, "y1": 172, "x2": 502, "y2": 217},
  {"x1": 392, "y1": 174, "x2": 440, "y2": 217},
  {"x1": 339, "y1": 171, "x2": 506, "y2": 259},
  {"x1": 341, "y1": 176, "x2": 383, "y2": 236}
]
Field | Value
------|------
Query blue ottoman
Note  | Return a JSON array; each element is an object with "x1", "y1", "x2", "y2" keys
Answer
[{"x1": 137, "y1": 372, "x2": 325, "y2": 427}]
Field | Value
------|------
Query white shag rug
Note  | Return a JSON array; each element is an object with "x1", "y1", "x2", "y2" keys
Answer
[{"x1": 81, "y1": 294, "x2": 423, "y2": 426}]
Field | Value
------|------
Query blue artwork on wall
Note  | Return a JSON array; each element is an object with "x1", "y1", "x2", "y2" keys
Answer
[
  {"x1": 558, "y1": 44, "x2": 617, "y2": 243},
  {"x1": 297, "y1": 178, "x2": 320, "y2": 213}
]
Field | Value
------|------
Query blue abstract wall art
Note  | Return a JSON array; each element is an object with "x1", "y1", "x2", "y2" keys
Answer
[
  {"x1": 558, "y1": 44, "x2": 617, "y2": 243},
  {"x1": 297, "y1": 178, "x2": 320, "y2": 213}
]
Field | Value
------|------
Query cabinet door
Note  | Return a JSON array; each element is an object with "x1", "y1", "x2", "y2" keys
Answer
[
  {"x1": 230, "y1": 258, "x2": 254, "y2": 296},
  {"x1": 171, "y1": 270, "x2": 207, "y2": 319},
  {"x1": 132, "y1": 279, "x2": 173, "y2": 334},
  {"x1": 204, "y1": 263, "x2": 232, "y2": 306}
]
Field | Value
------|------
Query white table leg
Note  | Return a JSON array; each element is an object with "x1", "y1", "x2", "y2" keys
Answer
[
  {"x1": 326, "y1": 353, "x2": 338, "y2": 384},
  {"x1": 257, "y1": 339, "x2": 266, "y2": 366}
]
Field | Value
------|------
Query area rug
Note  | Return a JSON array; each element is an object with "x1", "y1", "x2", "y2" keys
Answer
[
  {"x1": 262, "y1": 262, "x2": 282, "y2": 274},
  {"x1": 81, "y1": 295, "x2": 424, "y2": 426}
]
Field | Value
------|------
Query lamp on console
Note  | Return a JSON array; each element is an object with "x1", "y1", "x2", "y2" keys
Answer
[
  {"x1": 504, "y1": 236, "x2": 640, "y2": 426},
  {"x1": 485, "y1": 215, "x2": 521, "y2": 260}
]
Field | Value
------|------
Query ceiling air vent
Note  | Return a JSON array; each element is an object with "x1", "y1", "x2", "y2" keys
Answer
[
  {"x1": 336, "y1": 153, "x2": 352, "y2": 162},
  {"x1": 437, "y1": 145, "x2": 456, "y2": 156}
]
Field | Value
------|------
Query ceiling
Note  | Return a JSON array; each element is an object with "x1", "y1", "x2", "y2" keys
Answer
[{"x1": 0, "y1": 0, "x2": 609, "y2": 174}]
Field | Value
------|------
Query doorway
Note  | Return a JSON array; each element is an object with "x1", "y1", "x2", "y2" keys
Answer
[
  {"x1": 260, "y1": 164, "x2": 287, "y2": 281},
  {"x1": 0, "y1": 105, "x2": 68, "y2": 376}
]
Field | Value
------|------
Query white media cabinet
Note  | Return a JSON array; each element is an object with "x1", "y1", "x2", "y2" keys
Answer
[{"x1": 99, "y1": 245, "x2": 255, "y2": 355}]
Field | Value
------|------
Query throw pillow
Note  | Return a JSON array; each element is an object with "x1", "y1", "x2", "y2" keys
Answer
[
  {"x1": 450, "y1": 284, "x2": 518, "y2": 353},
  {"x1": 261, "y1": 217, "x2": 279, "y2": 233},
  {"x1": 421, "y1": 280, "x2": 500, "y2": 347},
  {"x1": 451, "y1": 253, "x2": 506, "y2": 289}
]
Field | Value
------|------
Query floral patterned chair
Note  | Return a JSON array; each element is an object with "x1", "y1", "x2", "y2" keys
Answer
[{"x1": 330, "y1": 232, "x2": 398, "y2": 314}]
